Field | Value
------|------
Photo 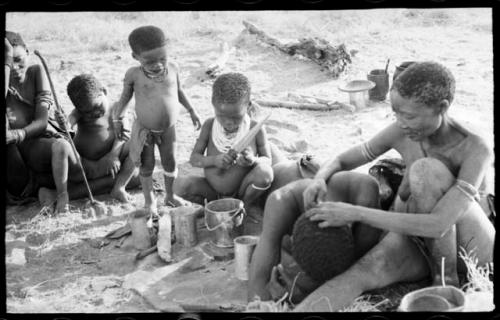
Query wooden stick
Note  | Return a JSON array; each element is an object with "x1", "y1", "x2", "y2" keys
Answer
[
  {"x1": 231, "y1": 113, "x2": 271, "y2": 153},
  {"x1": 254, "y1": 99, "x2": 342, "y2": 112}
]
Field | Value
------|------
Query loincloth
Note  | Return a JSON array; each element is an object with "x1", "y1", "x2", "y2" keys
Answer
[{"x1": 129, "y1": 119, "x2": 164, "y2": 168}]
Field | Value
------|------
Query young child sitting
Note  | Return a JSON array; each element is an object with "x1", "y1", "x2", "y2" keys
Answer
[
  {"x1": 67, "y1": 74, "x2": 138, "y2": 201},
  {"x1": 37, "y1": 74, "x2": 140, "y2": 208},
  {"x1": 177, "y1": 72, "x2": 274, "y2": 208},
  {"x1": 113, "y1": 25, "x2": 201, "y2": 213}
]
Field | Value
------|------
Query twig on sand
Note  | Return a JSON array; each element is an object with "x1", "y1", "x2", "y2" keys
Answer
[{"x1": 24, "y1": 271, "x2": 93, "y2": 297}]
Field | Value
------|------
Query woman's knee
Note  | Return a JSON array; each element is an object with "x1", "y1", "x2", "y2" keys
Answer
[{"x1": 409, "y1": 158, "x2": 455, "y2": 200}]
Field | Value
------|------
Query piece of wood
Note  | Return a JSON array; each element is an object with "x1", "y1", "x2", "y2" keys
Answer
[
  {"x1": 242, "y1": 21, "x2": 351, "y2": 77},
  {"x1": 255, "y1": 99, "x2": 341, "y2": 111}
]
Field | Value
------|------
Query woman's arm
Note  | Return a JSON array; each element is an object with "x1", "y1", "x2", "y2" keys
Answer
[
  {"x1": 308, "y1": 136, "x2": 493, "y2": 238},
  {"x1": 22, "y1": 65, "x2": 51, "y2": 139},
  {"x1": 303, "y1": 123, "x2": 400, "y2": 210},
  {"x1": 316, "y1": 123, "x2": 400, "y2": 181}
]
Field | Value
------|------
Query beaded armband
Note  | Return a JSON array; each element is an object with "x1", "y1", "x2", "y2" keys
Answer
[
  {"x1": 455, "y1": 179, "x2": 480, "y2": 202},
  {"x1": 360, "y1": 141, "x2": 377, "y2": 162}
]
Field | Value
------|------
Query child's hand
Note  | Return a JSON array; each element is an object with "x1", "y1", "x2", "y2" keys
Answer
[
  {"x1": 102, "y1": 154, "x2": 121, "y2": 179},
  {"x1": 236, "y1": 147, "x2": 256, "y2": 167},
  {"x1": 214, "y1": 153, "x2": 236, "y2": 169},
  {"x1": 112, "y1": 118, "x2": 130, "y2": 141},
  {"x1": 67, "y1": 110, "x2": 80, "y2": 130},
  {"x1": 190, "y1": 110, "x2": 202, "y2": 130}
]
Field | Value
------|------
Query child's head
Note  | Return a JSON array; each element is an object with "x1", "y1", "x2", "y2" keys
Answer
[
  {"x1": 128, "y1": 26, "x2": 168, "y2": 80},
  {"x1": 212, "y1": 73, "x2": 251, "y2": 133},
  {"x1": 390, "y1": 61, "x2": 455, "y2": 141},
  {"x1": 67, "y1": 74, "x2": 109, "y2": 119},
  {"x1": 6, "y1": 31, "x2": 29, "y2": 83},
  {"x1": 291, "y1": 213, "x2": 355, "y2": 283}
]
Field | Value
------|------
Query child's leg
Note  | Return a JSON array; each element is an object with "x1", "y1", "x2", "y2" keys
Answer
[
  {"x1": 237, "y1": 161, "x2": 274, "y2": 207},
  {"x1": 39, "y1": 175, "x2": 117, "y2": 207},
  {"x1": 50, "y1": 138, "x2": 86, "y2": 213},
  {"x1": 173, "y1": 176, "x2": 218, "y2": 205},
  {"x1": 158, "y1": 126, "x2": 189, "y2": 206},
  {"x1": 110, "y1": 140, "x2": 139, "y2": 202},
  {"x1": 139, "y1": 142, "x2": 157, "y2": 212},
  {"x1": 407, "y1": 158, "x2": 459, "y2": 286}
]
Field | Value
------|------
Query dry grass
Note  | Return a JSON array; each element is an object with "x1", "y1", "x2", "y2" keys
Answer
[{"x1": 6, "y1": 9, "x2": 491, "y2": 54}]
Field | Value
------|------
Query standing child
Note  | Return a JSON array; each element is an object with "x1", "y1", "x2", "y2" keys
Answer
[
  {"x1": 177, "y1": 73, "x2": 274, "y2": 207},
  {"x1": 113, "y1": 25, "x2": 201, "y2": 213}
]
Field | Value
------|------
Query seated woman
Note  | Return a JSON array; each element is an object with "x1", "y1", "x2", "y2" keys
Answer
[
  {"x1": 248, "y1": 61, "x2": 495, "y2": 311},
  {"x1": 5, "y1": 31, "x2": 132, "y2": 214}
]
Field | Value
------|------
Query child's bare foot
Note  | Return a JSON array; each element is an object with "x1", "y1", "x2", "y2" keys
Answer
[
  {"x1": 144, "y1": 199, "x2": 158, "y2": 214},
  {"x1": 55, "y1": 191, "x2": 70, "y2": 214},
  {"x1": 164, "y1": 194, "x2": 191, "y2": 207},
  {"x1": 110, "y1": 187, "x2": 131, "y2": 203},
  {"x1": 38, "y1": 187, "x2": 57, "y2": 207}
]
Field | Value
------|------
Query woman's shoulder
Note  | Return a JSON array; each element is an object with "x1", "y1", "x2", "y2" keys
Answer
[{"x1": 450, "y1": 118, "x2": 490, "y2": 148}]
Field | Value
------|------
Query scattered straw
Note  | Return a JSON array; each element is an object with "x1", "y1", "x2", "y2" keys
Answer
[
  {"x1": 340, "y1": 295, "x2": 389, "y2": 312},
  {"x1": 245, "y1": 293, "x2": 291, "y2": 312},
  {"x1": 458, "y1": 247, "x2": 493, "y2": 294}
]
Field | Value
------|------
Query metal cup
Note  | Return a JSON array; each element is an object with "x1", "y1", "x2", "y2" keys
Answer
[
  {"x1": 367, "y1": 69, "x2": 389, "y2": 101},
  {"x1": 234, "y1": 235, "x2": 259, "y2": 280}
]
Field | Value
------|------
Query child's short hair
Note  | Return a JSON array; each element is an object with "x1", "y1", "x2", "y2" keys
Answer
[
  {"x1": 128, "y1": 25, "x2": 167, "y2": 54},
  {"x1": 291, "y1": 213, "x2": 355, "y2": 283},
  {"x1": 67, "y1": 74, "x2": 105, "y2": 109},
  {"x1": 392, "y1": 61, "x2": 455, "y2": 107},
  {"x1": 212, "y1": 73, "x2": 251, "y2": 106},
  {"x1": 6, "y1": 31, "x2": 27, "y2": 49}
]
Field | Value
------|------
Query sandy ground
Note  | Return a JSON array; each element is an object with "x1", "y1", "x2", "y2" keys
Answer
[{"x1": 4, "y1": 9, "x2": 494, "y2": 313}]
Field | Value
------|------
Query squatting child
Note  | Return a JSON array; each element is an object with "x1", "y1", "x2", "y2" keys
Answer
[
  {"x1": 113, "y1": 25, "x2": 201, "y2": 213},
  {"x1": 177, "y1": 72, "x2": 274, "y2": 207}
]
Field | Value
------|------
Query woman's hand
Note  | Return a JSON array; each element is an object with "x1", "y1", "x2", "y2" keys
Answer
[
  {"x1": 303, "y1": 178, "x2": 328, "y2": 210},
  {"x1": 305, "y1": 201, "x2": 359, "y2": 228}
]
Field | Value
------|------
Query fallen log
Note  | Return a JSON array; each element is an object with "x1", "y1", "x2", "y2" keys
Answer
[
  {"x1": 255, "y1": 99, "x2": 336, "y2": 111},
  {"x1": 242, "y1": 21, "x2": 351, "y2": 77},
  {"x1": 255, "y1": 99, "x2": 355, "y2": 112}
]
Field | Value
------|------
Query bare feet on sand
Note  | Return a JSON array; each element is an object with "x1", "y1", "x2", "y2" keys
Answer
[
  {"x1": 164, "y1": 194, "x2": 191, "y2": 207},
  {"x1": 38, "y1": 188, "x2": 70, "y2": 214},
  {"x1": 110, "y1": 187, "x2": 132, "y2": 203}
]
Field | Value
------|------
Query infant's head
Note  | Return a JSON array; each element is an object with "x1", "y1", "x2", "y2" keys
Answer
[{"x1": 211, "y1": 73, "x2": 251, "y2": 133}]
